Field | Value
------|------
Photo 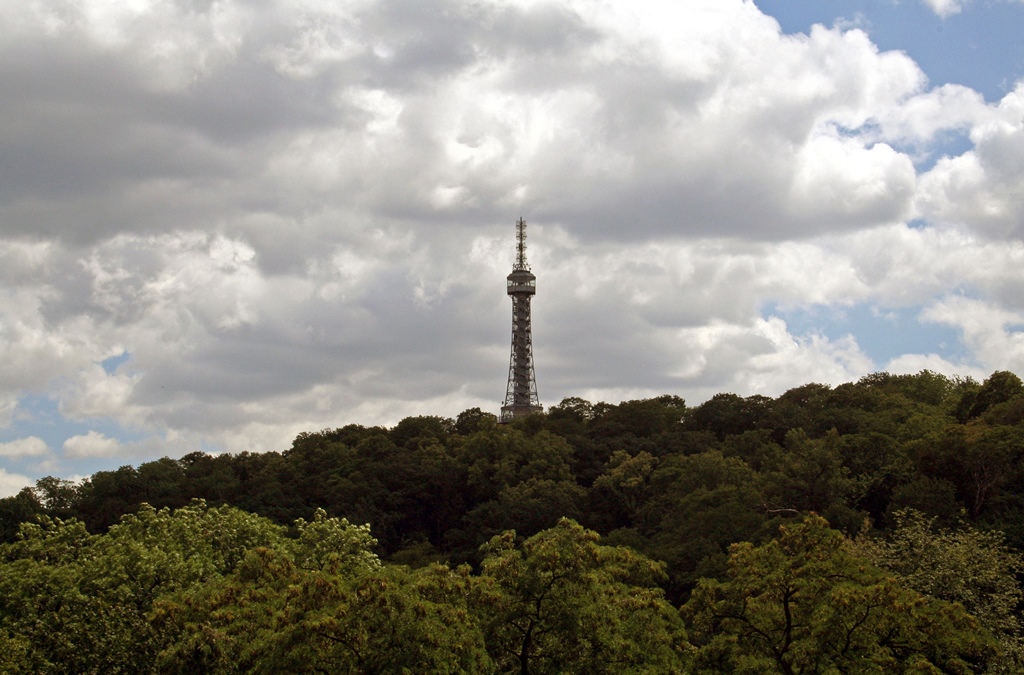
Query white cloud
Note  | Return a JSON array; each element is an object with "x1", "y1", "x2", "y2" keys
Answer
[
  {"x1": 915, "y1": 84, "x2": 1024, "y2": 238},
  {"x1": 0, "y1": 436, "x2": 48, "y2": 458},
  {"x1": 885, "y1": 352, "x2": 985, "y2": 381},
  {"x1": 677, "y1": 316, "x2": 875, "y2": 399},
  {"x1": 0, "y1": 468, "x2": 34, "y2": 498},
  {"x1": 63, "y1": 431, "x2": 123, "y2": 458},
  {"x1": 874, "y1": 84, "x2": 990, "y2": 148},
  {"x1": 921, "y1": 0, "x2": 968, "y2": 18},
  {"x1": 920, "y1": 296, "x2": 1024, "y2": 373},
  {"x1": 788, "y1": 132, "x2": 915, "y2": 227}
]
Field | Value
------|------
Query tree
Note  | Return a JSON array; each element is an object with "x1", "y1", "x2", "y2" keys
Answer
[
  {"x1": 686, "y1": 393, "x2": 776, "y2": 440},
  {"x1": 589, "y1": 450, "x2": 657, "y2": 528},
  {"x1": 0, "y1": 487, "x2": 43, "y2": 543},
  {"x1": 390, "y1": 415, "x2": 454, "y2": 450},
  {"x1": 588, "y1": 396, "x2": 686, "y2": 441},
  {"x1": 547, "y1": 397, "x2": 595, "y2": 426},
  {"x1": 459, "y1": 478, "x2": 586, "y2": 544},
  {"x1": 857, "y1": 510, "x2": 1024, "y2": 673},
  {"x1": 290, "y1": 508, "x2": 381, "y2": 574},
  {"x1": 30, "y1": 476, "x2": 80, "y2": 524},
  {"x1": 685, "y1": 515, "x2": 997, "y2": 674},
  {"x1": 155, "y1": 549, "x2": 493, "y2": 674},
  {"x1": 638, "y1": 449, "x2": 766, "y2": 601},
  {"x1": 967, "y1": 371, "x2": 1024, "y2": 420},
  {"x1": 759, "y1": 430, "x2": 856, "y2": 521},
  {"x1": 455, "y1": 407, "x2": 498, "y2": 435},
  {"x1": 885, "y1": 476, "x2": 963, "y2": 528},
  {"x1": 473, "y1": 518, "x2": 690, "y2": 674},
  {"x1": 458, "y1": 428, "x2": 574, "y2": 505},
  {"x1": 835, "y1": 431, "x2": 913, "y2": 522},
  {"x1": 961, "y1": 425, "x2": 1024, "y2": 518},
  {"x1": 0, "y1": 501, "x2": 283, "y2": 674},
  {"x1": 857, "y1": 370, "x2": 956, "y2": 407},
  {"x1": 74, "y1": 465, "x2": 145, "y2": 531}
]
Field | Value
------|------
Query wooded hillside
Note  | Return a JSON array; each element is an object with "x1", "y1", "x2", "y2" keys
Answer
[{"x1": 2, "y1": 369, "x2": 1023, "y2": 673}]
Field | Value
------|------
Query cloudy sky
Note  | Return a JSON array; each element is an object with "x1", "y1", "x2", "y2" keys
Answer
[{"x1": 2, "y1": 0, "x2": 1024, "y2": 496}]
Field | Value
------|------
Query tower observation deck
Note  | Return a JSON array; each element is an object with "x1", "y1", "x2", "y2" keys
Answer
[{"x1": 500, "y1": 218, "x2": 542, "y2": 423}]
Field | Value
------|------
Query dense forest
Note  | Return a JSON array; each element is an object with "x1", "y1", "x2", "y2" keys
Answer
[{"x1": 3, "y1": 369, "x2": 1024, "y2": 673}]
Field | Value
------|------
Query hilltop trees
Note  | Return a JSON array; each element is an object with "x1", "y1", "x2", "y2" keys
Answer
[{"x1": 1, "y1": 369, "x2": 1023, "y2": 672}]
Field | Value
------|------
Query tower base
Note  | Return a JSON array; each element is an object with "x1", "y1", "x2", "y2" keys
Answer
[{"x1": 499, "y1": 403, "x2": 543, "y2": 424}]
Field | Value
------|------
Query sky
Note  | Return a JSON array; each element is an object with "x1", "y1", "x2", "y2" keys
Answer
[{"x1": 2, "y1": 0, "x2": 1024, "y2": 496}]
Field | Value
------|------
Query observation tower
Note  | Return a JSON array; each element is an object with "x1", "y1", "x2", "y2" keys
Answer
[{"x1": 500, "y1": 218, "x2": 542, "y2": 423}]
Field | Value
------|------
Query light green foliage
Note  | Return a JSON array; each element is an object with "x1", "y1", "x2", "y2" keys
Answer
[
  {"x1": 474, "y1": 518, "x2": 690, "y2": 674},
  {"x1": 0, "y1": 500, "x2": 283, "y2": 674},
  {"x1": 0, "y1": 516, "x2": 131, "y2": 673},
  {"x1": 5, "y1": 513, "x2": 95, "y2": 563},
  {"x1": 153, "y1": 547, "x2": 296, "y2": 674},
  {"x1": 273, "y1": 564, "x2": 493, "y2": 674},
  {"x1": 685, "y1": 515, "x2": 997, "y2": 674},
  {"x1": 292, "y1": 507, "x2": 381, "y2": 574},
  {"x1": 102, "y1": 499, "x2": 284, "y2": 586},
  {"x1": 156, "y1": 549, "x2": 492, "y2": 674},
  {"x1": 857, "y1": 510, "x2": 1024, "y2": 673}
]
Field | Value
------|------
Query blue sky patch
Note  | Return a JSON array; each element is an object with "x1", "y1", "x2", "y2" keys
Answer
[
  {"x1": 1, "y1": 394, "x2": 151, "y2": 482},
  {"x1": 101, "y1": 351, "x2": 132, "y2": 375},
  {"x1": 756, "y1": 0, "x2": 1024, "y2": 101},
  {"x1": 765, "y1": 301, "x2": 969, "y2": 368}
]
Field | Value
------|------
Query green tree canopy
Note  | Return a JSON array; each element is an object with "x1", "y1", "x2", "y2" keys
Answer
[
  {"x1": 685, "y1": 515, "x2": 997, "y2": 674},
  {"x1": 857, "y1": 509, "x2": 1024, "y2": 673},
  {"x1": 473, "y1": 518, "x2": 690, "y2": 674}
]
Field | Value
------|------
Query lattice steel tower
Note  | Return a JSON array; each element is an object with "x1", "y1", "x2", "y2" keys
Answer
[{"x1": 500, "y1": 218, "x2": 542, "y2": 423}]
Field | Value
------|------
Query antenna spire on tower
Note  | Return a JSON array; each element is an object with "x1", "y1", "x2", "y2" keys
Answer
[{"x1": 514, "y1": 217, "x2": 529, "y2": 271}]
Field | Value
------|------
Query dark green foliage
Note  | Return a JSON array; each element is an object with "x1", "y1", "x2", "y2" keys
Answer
[
  {"x1": 0, "y1": 488, "x2": 43, "y2": 542},
  {"x1": 967, "y1": 371, "x2": 1024, "y2": 420},
  {"x1": 389, "y1": 415, "x2": 455, "y2": 449},
  {"x1": 685, "y1": 392, "x2": 776, "y2": 440},
  {"x1": 886, "y1": 476, "x2": 963, "y2": 527},
  {"x1": 638, "y1": 449, "x2": 767, "y2": 601},
  {"x1": 455, "y1": 407, "x2": 498, "y2": 435}
]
